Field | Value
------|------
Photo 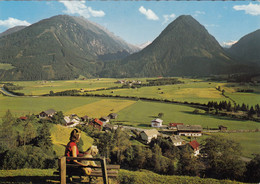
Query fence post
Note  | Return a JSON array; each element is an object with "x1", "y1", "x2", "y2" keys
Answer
[
  {"x1": 101, "y1": 157, "x2": 108, "y2": 184},
  {"x1": 59, "y1": 156, "x2": 66, "y2": 184}
]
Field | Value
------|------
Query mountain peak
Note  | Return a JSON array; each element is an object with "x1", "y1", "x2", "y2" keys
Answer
[{"x1": 120, "y1": 15, "x2": 232, "y2": 77}]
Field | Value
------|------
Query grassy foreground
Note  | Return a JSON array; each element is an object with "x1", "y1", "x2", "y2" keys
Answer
[{"x1": 0, "y1": 169, "x2": 245, "y2": 184}]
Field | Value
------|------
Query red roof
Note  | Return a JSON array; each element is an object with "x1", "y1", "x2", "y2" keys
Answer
[
  {"x1": 94, "y1": 118, "x2": 103, "y2": 126},
  {"x1": 19, "y1": 116, "x2": 28, "y2": 120},
  {"x1": 189, "y1": 140, "x2": 200, "y2": 150},
  {"x1": 169, "y1": 123, "x2": 183, "y2": 127}
]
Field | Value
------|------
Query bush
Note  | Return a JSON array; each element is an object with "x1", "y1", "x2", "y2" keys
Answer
[{"x1": 0, "y1": 145, "x2": 56, "y2": 170}]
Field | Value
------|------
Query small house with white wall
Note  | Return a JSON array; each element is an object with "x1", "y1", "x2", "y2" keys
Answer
[
  {"x1": 140, "y1": 129, "x2": 159, "y2": 144},
  {"x1": 151, "y1": 118, "x2": 163, "y2": 128}
]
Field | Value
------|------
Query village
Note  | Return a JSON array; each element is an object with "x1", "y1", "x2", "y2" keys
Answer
[{"x1": 18, "y1": 108, "x2": 229, "y2": 158}]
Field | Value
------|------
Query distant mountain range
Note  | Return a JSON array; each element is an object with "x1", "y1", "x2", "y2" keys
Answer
[
  {"x1": 0, "y1": 15, "x2": 139, "y2": 80},
  {"x1": 0, "y1": 14, "x2": 259, "y2": 80}
]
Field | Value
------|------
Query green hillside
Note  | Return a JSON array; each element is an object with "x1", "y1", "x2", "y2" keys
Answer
[{"x1": 0, "y1": 169, "x2": 246, "y2": 184}]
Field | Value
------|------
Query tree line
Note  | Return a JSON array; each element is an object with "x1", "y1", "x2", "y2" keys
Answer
[
  {"x1": 207, "y1": 101, "x2": 260, "y2": 118},
  {"x1": 0, "y1": 110, "x2": 56, "y2": 169}
]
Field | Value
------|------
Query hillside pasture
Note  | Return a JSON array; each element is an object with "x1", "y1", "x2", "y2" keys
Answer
[
  {"x1": 0, "y1": 168, "x2": 244, "y2": 184},
  {"x1": 50, "y1": 124, "x2": 94, "y2": 156}
]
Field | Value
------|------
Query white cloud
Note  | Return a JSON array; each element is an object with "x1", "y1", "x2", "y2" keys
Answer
[
  {"x1": 0, "y1": 17, "x2": 31, "y2": 28},
  {"x1": 221, "y1": 40, "x2": 238, "y2": 48},
  {"x1": 194, "y1": 11, "x2": 205, "y2": 17},
  {"x1": 162, "y1": 14, "x2": 176, "y2": 25},
  {"x1": 139, "y1": 6, "x2": 159, "y2": 21},
  {"x1": 59, "y1": 1, "x2": 105, "y2": 18},
  {"x1": 233, "y1": 3, "x2": 260, "y2": 16}
]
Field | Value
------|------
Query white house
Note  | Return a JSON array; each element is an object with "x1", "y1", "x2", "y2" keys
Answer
[
  {"x1": 151, "y1": 118, "x2": 163, "y2": 128},
  {"x1": 189, "y1": 140, "x2": 200, "y2": 156},
  {"x1": 140, "y1": 129, "x2": 159, "y2": 144}
]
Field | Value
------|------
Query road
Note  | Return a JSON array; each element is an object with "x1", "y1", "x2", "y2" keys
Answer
[{"x1": 0, "y1": 86, "x2": 17, "y2": 97}]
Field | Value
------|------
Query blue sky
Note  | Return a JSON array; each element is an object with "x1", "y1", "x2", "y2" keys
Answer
[{"x1": 0, "y1": 1, "x2": 259, "y2": 47}]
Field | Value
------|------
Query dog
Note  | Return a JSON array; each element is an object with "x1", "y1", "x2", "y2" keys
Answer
[{"x1": 81, "y1": 145, "x2": 99, "y2": 167}]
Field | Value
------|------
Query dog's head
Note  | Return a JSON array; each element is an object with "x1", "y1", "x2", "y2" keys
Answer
[{"x1": 86, "y1": 145, "x2": 99, "y2": 156}]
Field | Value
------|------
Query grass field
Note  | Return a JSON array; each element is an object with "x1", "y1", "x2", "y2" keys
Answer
[
  {"x1": 87, "y1": 80, "x2": 228, "y2": 104},
  {"x1": 50, "y1": 124, "x2": 94, "y2": 156},
  {"x1": 0, "y1": 168, "x2": 245, "y2": 184},
  {"x1": 9, "y1": 79, "x2": 122, "y2": 95}
]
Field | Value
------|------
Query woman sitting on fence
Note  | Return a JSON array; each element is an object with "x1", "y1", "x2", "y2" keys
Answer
[{"x1": 65, "y1": 128, "x2": 92, "y2": 175}]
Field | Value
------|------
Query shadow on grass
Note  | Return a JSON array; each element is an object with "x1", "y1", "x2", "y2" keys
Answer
[
  {"x1": 137, "y1": 124, "x2": 150, "y2": 127},
  {"x1": 0, "y1": 176, "x2": 59, "y2": 184},
  {"x1": 148, "y1": 116, "x2": 158, "y2": 118},
  {"x1": 181, "y1": 111, "x2": 250, "y2": 122}
]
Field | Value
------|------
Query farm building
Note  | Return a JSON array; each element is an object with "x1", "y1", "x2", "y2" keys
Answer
[
  {"x1": 189, "y1": 140, "x2": 200, "y2": 156},
  {"x1": 168, "y1": 123, "x2": 184, "y2": 129},
  {"x1": 140, "y1": 129, "x2": 159, "y2": 143},
  {"x1": 81, "y1": 115, "x2": 91, "y2": 122},
  {"x1": 168, "y1": 135, "x2": 185, "y2": 146},
  {"x1": 177, "y1": 125, "x2": 202, "y2": 137},
  {"x1": 219, "y1": 125, "x2": 227, "y2": 131},
  {"x1": 108, "y1": 113, "x2": 118, "y2": 119},
  {"x1": 89, "y1": 118, "x2": 103, "y2": 131},
  {"x1": 99, "y1": 116, "x2": 110, "y2": 125},
  {"x1": 39, "y1": 109, "x2": 56, "y2": 118},
  {"x1": 151, "y1": 118, "x2": 163, "y2": 128}
]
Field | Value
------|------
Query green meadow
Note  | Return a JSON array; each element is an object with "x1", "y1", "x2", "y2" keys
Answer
[
  {"x1": 0, "y1": 169, "x2": 244, "y2": 184},
  {"x1": 9, "y1": 78, "x2": 122, "y2": 95},
  {"x1": 1, "y1": 78, "x2": 260, "y2": 158}
]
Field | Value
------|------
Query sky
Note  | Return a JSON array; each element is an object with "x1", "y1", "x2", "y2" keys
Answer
[{"x1": 0, "y1": 1, "x2": 260, "y2": 47}]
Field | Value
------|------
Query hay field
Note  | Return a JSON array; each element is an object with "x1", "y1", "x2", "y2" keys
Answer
[{"x1": 65, "y1": 99, "x2": 136, "y2": 117}]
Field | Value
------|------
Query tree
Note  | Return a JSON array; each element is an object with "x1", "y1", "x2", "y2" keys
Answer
[
  {"x1": 22, "y1": 121, "x2": 37, "y2": 146},
  {"x1": 52, "y1": 111, "x2": 64, "y2": 124},
  {"x1": 36, "y1": 122, "x2": 53, "y2": 153},
  {"x1": 111, "y1": 128, "x2": 130, "y2": 164},
  {"x1": 0, "y1": 110, "x2": 17, "y2": 149},
  {"x1": 177, "y1": 145, "x2": 203, "y2": 176},
  {"x1": 202, "y1": 135, "x2": 245, "y2": 180},
  {"x1": 244, "y1": 154, "x2": 260, "y2": 183},
  {"x1": 158, "y1": 113, "x2": 164, "y2": 118},
  {"x1": 248, "y1": 106, "x2": 256, "y2": 118}
]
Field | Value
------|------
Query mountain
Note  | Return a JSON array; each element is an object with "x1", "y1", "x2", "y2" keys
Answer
[
  {"x1": 108, "y1": 15, "x2": 237, "y2": 78},
  {"x1": 0, "y1": 15, "x2": 139, "y2": 80},
  {"x1": 227, "y1": 29, "x2": 260, "y2": 65},
  {"x1": 0, "y1": 26, "x2": 27, "y2": 37}
]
